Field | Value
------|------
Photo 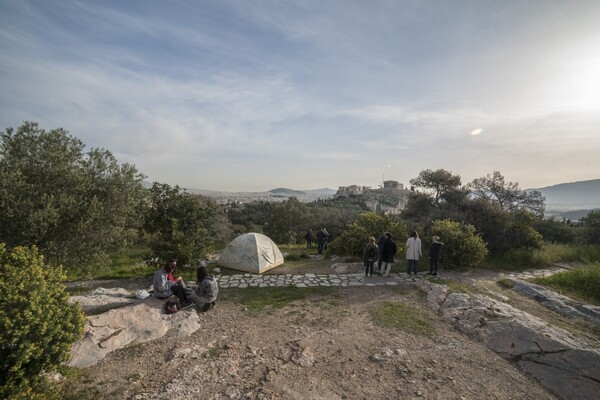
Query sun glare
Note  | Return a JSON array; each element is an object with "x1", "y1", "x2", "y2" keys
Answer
[{"x1": 470, "y1": 128, "x2": 483, "y2": 136}]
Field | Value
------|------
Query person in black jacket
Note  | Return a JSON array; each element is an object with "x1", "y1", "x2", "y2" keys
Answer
[
  {"x1": 428, "y1": 236, "x2": 443, "y2": 275},
  {"x1": 380, "y1": 232, "x2": 397, "y2": 277},
  {"x1": 376, "y1": 232, "x2": 386, "y2": 274}
]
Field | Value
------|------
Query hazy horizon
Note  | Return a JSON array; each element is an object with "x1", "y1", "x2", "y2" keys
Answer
[{"x1": 2, "y1": 1, "x2": 599, "y2": 192}]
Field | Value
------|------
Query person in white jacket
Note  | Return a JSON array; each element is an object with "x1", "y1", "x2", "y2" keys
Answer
[{"x1": 406, "y1": 231, "x2": 422, "y2": 275}]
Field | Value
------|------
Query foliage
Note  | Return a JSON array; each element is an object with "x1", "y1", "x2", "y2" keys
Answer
[
  {"x1": 0, "y1": 122, "x2": 146, "y2": 272},
  {"x1": 530, "y1": 264, "x2": 600, "y2": 306},
  {"x1": 369, "y1": 302, "x2": 435, "y2": 335},
  {"x1": 409, "y1": 169, "x2": 464, "y2": 207},
  {"x1": 226, "y1": 201, "x2": 275, "y2": 232},
  {"x1": 534, "y1": 217, "x2": 577, "y2": 244},
  {"x1": 429, "y1": 219, "x2": 488, "y2": 268},
  {"x1": 328, "y1": 212, "x2": 407, "y2": 257},
  {"x1": 506, "y1": 210, "x2": 544, "y2": 250},
  {"x1": 264, "y1": 197, "x2": 310, "y2": 244},
  {"x1": 578, "y1": 210, "x2": 600, "y2": 245},
  {"x1": 468, "y1": 171, "x2": 545, "y2": 216},
  {"x1": 143, "y1": 183, "x2": 219, "y2": 265},
  {"x1": 0, "y1": 244, "x2": 85, "y2": 398}
]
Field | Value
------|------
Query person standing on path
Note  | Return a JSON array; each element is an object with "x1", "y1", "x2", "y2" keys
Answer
[
  {"x1": 363, "y1": 237, "x2": 379, "y2": 277},
  {"x1": 305, "y1": 228, "x2": 313, "y2": 249},
  {"x1": 380, "y1": 232, "x2": 397, "y2": 277},
  {"x1": 406, "y1": 231, "x2": 422, "y2": 275},
  {"x1": 376, "y1": 232, "x2": 386, "y2": 274},
  {"x1": 316, "y1": 227, "x2": 326, "y2": 254},
  {"x1": 428, "y1": 236, "x2": 443, "y2": 275}
]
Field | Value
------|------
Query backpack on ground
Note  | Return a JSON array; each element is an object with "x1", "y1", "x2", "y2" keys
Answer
[{"x1": 164, "y1": 300, "x2": 181, "y2": 314}]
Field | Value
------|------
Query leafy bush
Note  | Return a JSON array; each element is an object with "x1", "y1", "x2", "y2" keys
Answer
[
  {"x1": 144, "y1": 183, "x2": 219, "y2": 265},
  {"x1": 430, "y1": 219, "x2": 488, "y2": 268},
  {"x1": 328, "y1": 212, "x2": 407, "y2": 257},
  {"x1": 534, "y1": 217, "x2": 577, "y2": 244},
  {"x1": 579, "y1": 210, "x2": 600, "y2": 245},
  {"x1": 0, "y1": 244, "x2": 85, "y2": 398}
]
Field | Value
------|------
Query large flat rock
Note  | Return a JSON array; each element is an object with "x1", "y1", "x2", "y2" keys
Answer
[{"x1": 69, "y1": 296, "x2": 201, "y2": 368}]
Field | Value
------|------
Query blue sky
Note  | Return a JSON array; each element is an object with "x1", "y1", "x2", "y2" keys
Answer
[{"x1": 1, "y1": 0, "x2": 599, "y2": 191}]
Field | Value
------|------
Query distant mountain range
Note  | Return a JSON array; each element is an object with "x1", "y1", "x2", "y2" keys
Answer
[{"x1": 529, "y1": 179, "x2": 600, "y2": 219}]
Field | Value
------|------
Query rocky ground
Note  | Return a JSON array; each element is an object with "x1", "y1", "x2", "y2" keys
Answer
[{"x1": 60, "y1": 283, "x2": 565, "y2": 399}]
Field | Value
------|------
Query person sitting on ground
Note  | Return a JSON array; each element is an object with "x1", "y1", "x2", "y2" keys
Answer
[
  {"x1": 153, "y1": 259, "x2": 191, "y2": 306},
  {"x1": 189, "y1": 266, "x2": 219, "y2": 312}
]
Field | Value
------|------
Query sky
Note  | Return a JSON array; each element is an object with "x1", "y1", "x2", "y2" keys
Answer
[{"x1": 1, "y1": 0, "x2": 599, "y2": 192}]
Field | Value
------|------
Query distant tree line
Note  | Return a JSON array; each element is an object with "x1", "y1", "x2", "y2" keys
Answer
[
  {"x1": 227, "y1": 167, "x2": 600, "y2": 268},
  {"x1": 2, "y1": 122, "x2": 598, "y2": 273}
]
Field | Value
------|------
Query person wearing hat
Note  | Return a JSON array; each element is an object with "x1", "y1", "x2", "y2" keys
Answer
[{"x1": 428, "y1": 236, "x2": 443, "y2": 276}]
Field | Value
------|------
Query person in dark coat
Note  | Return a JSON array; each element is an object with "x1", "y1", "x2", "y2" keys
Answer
[
  {"x1": 305, "y1": 228, "x2": 313, "y2": 249},
  {"x1": 376, "y1": 232, "x2": 386, "y2": 274},
  {"x1": 316, "y1": 227, "x2": 326, "y2": 254},
  {"x1": 428, "y1": 236, "x2": 443, "y2": 275},
  {"x1": 380, "y1": 232, "x2": 397, "y2": 277}
]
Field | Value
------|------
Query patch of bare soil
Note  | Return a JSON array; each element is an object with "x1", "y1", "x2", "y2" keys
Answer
[{"x1": 60, "y1": 285, "x2": 556, "y2": 400}]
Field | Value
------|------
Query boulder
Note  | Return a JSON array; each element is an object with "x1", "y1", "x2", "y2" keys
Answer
[
  {"x1": 69, "y1": 296, "x2": 201, "y2": 368},
  {"x1": 430, "y1": 288, "x2": 600, "y2": 400}
]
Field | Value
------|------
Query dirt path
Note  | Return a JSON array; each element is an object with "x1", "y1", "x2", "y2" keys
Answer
[
  {"x1": 60, "y1": 284, "x2": 558, "y2": 400},
  {"x1": 61, "y1": 260, "x2": 599, "y2": 399}
]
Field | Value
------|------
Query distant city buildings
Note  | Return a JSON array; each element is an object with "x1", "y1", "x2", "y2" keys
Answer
[{"x1": 336, "y1": 180, "x2": 410, "y2": 215}]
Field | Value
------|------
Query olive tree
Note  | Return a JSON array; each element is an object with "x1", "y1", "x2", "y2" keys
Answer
[
  {"x1": 144, "y1": 183, "x2": 220, "y2": 265},
  {"x1": 0, "y1": 122, "x2": 147, "y2": 271},
  {"x1": 468, "y1": 171, "x2": 545, "y2": 217},
  {"x1": 264, "y1": 197, "x2": 310, "y2": 244}
]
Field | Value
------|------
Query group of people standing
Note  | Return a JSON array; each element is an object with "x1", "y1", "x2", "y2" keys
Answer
[{"x1": 363, "y1": 231, "x2": 443, "y2": 277}]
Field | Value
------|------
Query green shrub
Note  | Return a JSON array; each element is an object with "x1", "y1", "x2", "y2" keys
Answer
[
  {"x1": 430, "y1": 219, "x2": 488, "y2": 268},
  {"x1": 328, "y1": 212, "x2": 407, "y2": 257},
  {"x1": 0, "y1": 244, "x2": 85, "y2": 398}
]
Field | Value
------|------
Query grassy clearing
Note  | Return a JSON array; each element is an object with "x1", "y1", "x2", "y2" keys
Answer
[
  {"x1": 529, "y1": 264, "x2": 600, "y2": 306},
  {"x1": 66, "y1": 246, "x2": 154, "y2": 281},
  {"x1": 484, "y1": 244, "x2": 600, "y2": 271},
  {"x1": 222, "y1": 286, "x2": 336, "y2": 312},
  {"x1": 369, "y1": 301, "x2": 435, "y2": 335},
  {"x1": 427, "y1": 277, "x2": 474, "y2": 295}
]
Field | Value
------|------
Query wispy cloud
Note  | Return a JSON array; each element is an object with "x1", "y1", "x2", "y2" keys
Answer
[{"x1": 1, "y1": 0, "x2": 599, "y2": 190}]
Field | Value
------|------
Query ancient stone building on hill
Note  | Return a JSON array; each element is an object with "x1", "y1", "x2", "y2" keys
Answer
[{"x1": 335, "y1": 180, "x2": 411, "y2": 214}]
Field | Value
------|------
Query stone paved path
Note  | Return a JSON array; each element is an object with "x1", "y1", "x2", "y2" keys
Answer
[{"x1": 215, "y1": 265, "x2": 567, "y2": 289}]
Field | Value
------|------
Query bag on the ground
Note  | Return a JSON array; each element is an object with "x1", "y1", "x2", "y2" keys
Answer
[{"x1": 164, "y1": 300, "x2": 180, "y2": 314}]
